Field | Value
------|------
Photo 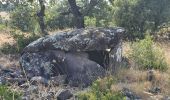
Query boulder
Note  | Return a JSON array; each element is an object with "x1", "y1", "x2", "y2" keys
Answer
[
  {"x1": 56, "y1": 89, "x2": 73, "y2": 100},
  {"x1": 20, "y1": 27, "x2": 125, "y2": 87}
]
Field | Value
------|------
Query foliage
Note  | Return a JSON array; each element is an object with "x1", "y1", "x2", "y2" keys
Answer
[
  {"x1": 77, "y1": 77, "x2": 125, "y2": 100},
  {"x1": 46, "y1": 1, "x2": 74, "y2": 30},
  {"x1": 129, "y1": 34, "x2": 168, "y2": 71},
  {"x1": 10, "y1": 2, "x2": 40, "y2": 32},
  {"x1": 89, "y1": 0, "x2": 114, "y2": 27},
  {"x1": 11, "y1": 31, "x2": 40, "y2": 53},
  {"x1": 0, "y1": 31, "x2": 40, "y2": 54},
  {"x1": 84, "y1": 16, "x2": 96, "y2": 27},
  {"x1": 0, "y1": 23, "x2": 6, "y2": 30},
  {"x1": 0, "y1": 85, "x2": 22, "y2": 100},
  {"x1": 0, "y1": 43, "x2": 18, "y2": 54},
  {"x1": 112, "y1": 0, "x2": 170, "y2": 39}
]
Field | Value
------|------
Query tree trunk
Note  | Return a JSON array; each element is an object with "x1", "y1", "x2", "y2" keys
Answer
[
  {"x1": 68, "y1": 0, "x2": 84, "y2": 28},
  {"x1": 37, "y1": 0, "x2": 48, "y2": 36}
]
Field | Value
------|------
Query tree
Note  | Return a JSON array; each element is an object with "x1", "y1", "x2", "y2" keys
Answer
[
  {"x1": 68, "y1": 0, "x2": 84, "y2": 28},
  {"x1": 112, "y1": 0, "x2": 170, "y2": 39},
  {"x1": 37, "y1": 0, "x2": 48, "y2": 36},
  {"x1": 28, "y1": 0, "x2": 48, "y2": 36},
  {"x1": 67, "y1": 0, "x2": 99, "y2": 28}
]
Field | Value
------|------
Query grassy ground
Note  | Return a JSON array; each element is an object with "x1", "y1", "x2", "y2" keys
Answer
[{"x1": 0, "y1": 30, "x2": 170, "y2": 99}]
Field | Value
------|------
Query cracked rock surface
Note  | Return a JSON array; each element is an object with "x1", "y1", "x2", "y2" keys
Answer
[{"x1": 20, "y1": 27, "x2": 125, "y2": 87}]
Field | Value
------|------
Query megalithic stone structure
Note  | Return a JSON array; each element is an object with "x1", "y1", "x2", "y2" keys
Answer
[{"x1": 20, "y1": 27, "x2": 125, "y2": 87}]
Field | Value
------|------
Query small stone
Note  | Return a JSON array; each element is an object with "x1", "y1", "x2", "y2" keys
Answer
[
  {"x1": 0, "y1": 77, "x2": 6, "y2": 85},
  {"x1": 27, "y1": 85, "x2": 38, "y2": 94},
  {"x1": 163, "y1": 96, "x2": 170, "y2": 100},
  {"x1": 56, "y1": 89, "x2": 73, "y2": 100},
  {"x1": 147, "y1": 70, "x2": 155, "y2": 81},
  {"x1": 122, "y1": 88, "x2": 142, "y2": 100},
  {"x1": 2, "y1": 68, "x2": 14, "y2": 73},
  {"x1": 41, "y1": 91, "x2": 55, "y2": 99},
  {"x1": 30, "y1": 76, "x2": 48, "y2": 85},
  {"x1": 20, "y1": 83, "x2": 30, "y2": 88},
  {"x1": 22, "y1": 96, "x2": 30, "y2": 100},
  {"x1": 149, "y1": 87, "x2": 161, "y2": 94},
  {"x1": 50, "y1": 75, "x2": 66, "y2": 86},
  {"x1": 6, "y1": 78, "x2": 26, "y2": 85}
]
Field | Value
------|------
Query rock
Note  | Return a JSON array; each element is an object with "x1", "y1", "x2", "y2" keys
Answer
[
  {"x1": 1, "y1": 68, "x2": 14, "y2": 73},
  {"x1": 56, "y1": 89, "x2": 73, "y2": 100},
  {"x1": 20, "y1": 27, "x2": 125, "y2": 87},
  {"x1": 27, "y1": 85, "x2": 38, "y2": 94},
  {"x1": 147, "y1": 70, "x2": 155, "y2": 82},
  {"x1": 50, "y1": 75, "x2": 67, "y2": 86},
  {"x1": 30, "y1": 76, "x2": 48, "y2": 86},
  {"x1": 0, "y1": 76, "x2": 6, "y2": 85},
  {"x1": 21, "y1": 96, "x2": 30, "y2": 100},
  {"x1": 122, "y1": 88, "x2": 142, "y2": 100},
  {"x1": 20, "y1": 83, "x2": 30, "y2": 88},
  {"x1": 149, "y1": 86, "x2": 161, "y2": 94},
  {"x1": 163, "y1": 96, "x2": 170, "y2": 100},
  {"x1": 41, "y1": 91, "x2": 55, "y2": 99},
  {"x1": 6, "y1": 78, "x2": 27, "y2": 85}
]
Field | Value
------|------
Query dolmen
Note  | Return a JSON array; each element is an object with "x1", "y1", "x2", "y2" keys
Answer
[{"x1": 20, "y1": 27, "x2": 125, "y2": 87}]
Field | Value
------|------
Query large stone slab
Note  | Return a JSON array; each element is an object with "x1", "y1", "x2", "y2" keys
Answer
[{"x1": 20, "y1": 27, "x2": 125, "y2": 87}]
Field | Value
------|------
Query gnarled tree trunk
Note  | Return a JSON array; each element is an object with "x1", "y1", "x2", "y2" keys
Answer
[
  {"x1": 68, "y1": 0, "x2": 84, "y2": 28},
  {"x1": 37, "y1": 0, "x2": 48, "y2": 36}
]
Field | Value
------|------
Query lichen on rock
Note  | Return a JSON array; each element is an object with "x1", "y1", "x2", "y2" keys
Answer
[{"x1": 20, "y1": 27, "x2": 125, "y2": 87}]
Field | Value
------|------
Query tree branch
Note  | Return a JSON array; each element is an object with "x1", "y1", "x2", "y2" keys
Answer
[{"x1": 83, "y1": 0, "x2": 100, "y2": 16}]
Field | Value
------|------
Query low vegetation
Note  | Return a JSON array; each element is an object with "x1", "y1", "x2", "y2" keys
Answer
[
  {"x1": 129, "y1": 35, "x2": 168, "y2": 71},
  {"x1": 0, "y1": 0, "x2": 170, "y2": 99},
  {"x1": 77, "y1": 77, "x2": 125, "y2": 100},
  {"x1": 0, "y1": 85, "x2": 22, "y2": 100}
]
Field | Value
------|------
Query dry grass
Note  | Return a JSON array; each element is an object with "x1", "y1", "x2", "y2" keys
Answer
[
  {"x1": 0, "y1": 32, "x2": 15, "y2": 47},
  {"x1": 111, "y1": 42, "x2": 170, "y2": 99},
  {"x1": 112, "y1": 68, "x2": 170, "y2": 99},
  {"x1": 0, "y1": 28, "x2": 170, "y2": 99},
  {"x1": 0, "y1": 54, "x2": 20, "y2": 69},
  {"x1": 0, "y1": 11, "x2": 10, "y2": 20}
]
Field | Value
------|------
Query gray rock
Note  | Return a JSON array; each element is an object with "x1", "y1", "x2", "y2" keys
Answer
[
  {"x1": 122, "y1": 88, "x2": 142, "y2": 100},
  {"x1": 149, "y1": 86, "x2": 161, "y2": 94},
  {"x1": 20, "y1": 27, "x2": 125, "y2": 87},
  {"x1": 22, "y1": 27, "x2": 124, "y2": 53},
  {"x1": 21, "y1": 96, "x2": 30, "y2": 100},
  {"x1": 30, "y1": 76, "x2": 48, "y2": 85},
  {"x1": 20, "y1": 83, "x2": 30, "y2": 88},
  {"x1": 147, "y1": 70, "x2": 155, "y2": 82},
  {"x1": 27, "y1": 85, "x2": 38, "y2": 94},
  {"x1": 41, "y1": 91, "x2": 55, "y2": 99},
  {"x1": 163, "y1": 96, "x2": 170, "y2": 100},
  {"x1": 56, "y1": 89, "x2": 73, "y2": 100},
  {"x1": 50, "y1": 75, "x2": 67, "y2": 86},
  {"x1": 6, "y1": 78, "x2": 27, "y2": 85},
  {"x1": 0, "y1": 77, "x2": 6, "y2": 85}
]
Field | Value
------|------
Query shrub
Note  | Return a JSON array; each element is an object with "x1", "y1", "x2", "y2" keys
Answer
[
  {"x1": 11, "y1": 31, "x2": 40, "y2": 53},
  {"x1": 0, "y1": 43, "x2": 18, "y2": 54},
  {"x1": 77, "y1": 77, "x2": 125, "y2": 100},
  {"x1": 84, "y1": 16, "x2": 96, "y2": 27},
  {"x1": 10, "y1": 3, "x2": 39, "y2": 32},
  {"x1": 0, "y1": 85, "x2": 22, "y2": 100},
  {"x1": 0, "y1": 31, "x2": 40, "y2": 54},
  {"x1": 129, "y1": 35, "x2": 168, "y2": 71}
]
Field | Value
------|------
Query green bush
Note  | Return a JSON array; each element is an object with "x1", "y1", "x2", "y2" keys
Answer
[
  {"x1": 129, "y1": 35, "x2": 168, "y2": 71},
  {"x1": 0, "y1": 43, "x2": 18, "y2": 54},
  {"x1": 0, "y1": 85, "x2": 22, "y2": 100},
  {"x1": 10, "y1": 3, "x2": 39, "y2": 32},
  {"x1": 77, "y1": 77, "x2": 125, "y2": 100},
  {"x1": 84, "y1": 16, "x2": 96, "y2": 27},
  {"x1": 12, "y1": 31, "x2": 40, "y2": 53}
]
